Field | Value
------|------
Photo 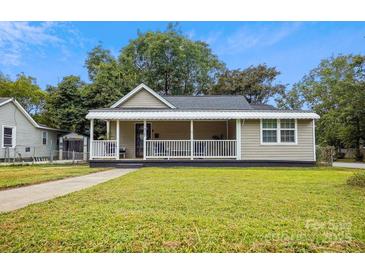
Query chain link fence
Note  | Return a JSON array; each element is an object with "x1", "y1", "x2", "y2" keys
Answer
[{"x1": 0, "y1": 145, "x2": 88, "y2": 165}]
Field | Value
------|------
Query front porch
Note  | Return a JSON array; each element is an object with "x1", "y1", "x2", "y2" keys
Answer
[{"x1": 89, "y1": 120, "x2": 241, "y2": 161}]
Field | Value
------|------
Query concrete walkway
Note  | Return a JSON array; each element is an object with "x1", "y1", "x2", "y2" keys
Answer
[
  {"x1": 0, "y1": 169, "x2": 136, "y2": 213},
  {"x1": 333, "y1": 162, "x2": 365, "y2": 169}
]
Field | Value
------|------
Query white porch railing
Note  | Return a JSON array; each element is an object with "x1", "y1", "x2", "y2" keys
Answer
[
  {"x1": 146, "y1": 140, "x2": 191, "y2": 158},
  {"x1": 193, "y1": 140, "x2": 236, "y2": 158},
  {"x1": 91, "y1": 140, "x2": 117, "y2": 159},
  {"x1": 91, "y1": 139, "x2": 237, "y2": 159},
  {"x1": 146, "y1": 140, "x2": 236, "y2": 159}
]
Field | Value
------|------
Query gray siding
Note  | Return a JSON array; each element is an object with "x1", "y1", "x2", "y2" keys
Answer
[
  {"x1": 119, "y1": 88, "x2": 169, "y2": 108},
  {"x1": 0, "y1": 102, "x2": 59, "y2": 159},
  {"x1": 241, "y1": 119, "x2": 315, "y2": 161},
  {"x1": 110, "y1": 121, "x2": 136, "y2": 159}
]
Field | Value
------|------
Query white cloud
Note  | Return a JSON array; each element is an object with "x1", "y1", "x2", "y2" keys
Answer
[
  {"x1": 201, "y1": 31, "x2": 223, "y2": 45},
  {"x1": 0, "y1": 22, "x2": 82, "y2": 66},
  {"x1": 217, "y1": 22, "x2": 303, "y2": 54}
]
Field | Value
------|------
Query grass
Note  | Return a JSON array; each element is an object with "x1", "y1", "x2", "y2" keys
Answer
[
  {"x1": 0, "y1": 167, "x2": 364, "y2": 252},
  {"x1": 0, "y1": 164, "x2": 106, "y2": 190}
]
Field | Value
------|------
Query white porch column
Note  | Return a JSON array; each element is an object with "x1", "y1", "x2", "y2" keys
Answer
[
  {"x1": 226, "y1": 120, "x2": 229, "y2": 139},
  {"x1": 89, "y1": 119, "x2": 94, "y2": 160},
  {"x1": 143, "y1": 120, "x2": 147, "y2": 160},
  {"x1": 236, "y1": 119, "x2": 241, "y2": 160},
  {"x1": 116, "y1": 120, "x2": 120, "y2": 160},
  {"x1": 190, "y1": 120, "x2": 194, "y2": 160},
  {"x1": 106, "y1": 121, "x2": 110, "y2": 139},
  {"x1": 313, "y1": 119, "x2": 316, "y2": 162}
]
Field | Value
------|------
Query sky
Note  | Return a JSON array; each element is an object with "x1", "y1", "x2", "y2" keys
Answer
[{"x1": 0, "y1": 21, "x2": 365, "y2": 90}]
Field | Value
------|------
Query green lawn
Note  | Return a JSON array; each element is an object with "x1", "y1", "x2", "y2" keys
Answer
[
  {"x1": 0, "y1": 164, "x2": 106, "y2": 189},
  {"x1": 0, "y1": 167, "x2": 364, "y2": 252}
]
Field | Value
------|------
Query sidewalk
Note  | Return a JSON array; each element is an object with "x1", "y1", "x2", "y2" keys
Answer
[
  {"x1": 0, "y1": 168, "x2": 136, "y2": 213},
  {"x1": 333, "y1": 162, "x2": 365, "y2": 169}
]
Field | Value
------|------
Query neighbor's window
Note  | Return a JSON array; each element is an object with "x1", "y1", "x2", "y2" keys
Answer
[
  {"x1": 2, "y1": 126, "x2": 15, "y2": 148},
  {"x1": 262, "y1": 119, "x2": 277, "y2": 143},
  {"x1": 42, "y1": 131, "x2": 47, "y2": 145},
  {"x1": 261, "y1": 119, "x2": 296, "y2": 144}
]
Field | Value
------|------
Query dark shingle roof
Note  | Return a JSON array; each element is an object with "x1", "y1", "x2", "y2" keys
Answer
[
  {"x1": 250, "y1": 103, "x2": 277, "y2": 110},
  {"x1": 162, "y1": 95, "x2": 253, "y2": 110}
]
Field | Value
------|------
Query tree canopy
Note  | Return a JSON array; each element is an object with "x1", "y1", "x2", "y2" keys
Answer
[
  {"x1": 278, "y1": 55, "x2": 365, "y2": 160},
  {"x1": 212, "y1": 64, "x2": 286, "y2": 104},
  {"x1": 85, "y1": 48, "x2": 132, "y2": 110},
  {"x1": 0, "y1": 73, "x2": 46, "y2": 115},
  {"x1": 119, "y1": 25, "x2": 225, "y2": 95},
  {"x1": 43, "y1": 76, "x2": 88, "y2": 133}
]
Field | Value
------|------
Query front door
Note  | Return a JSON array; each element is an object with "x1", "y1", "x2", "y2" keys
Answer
[{"x1": 135, "y1": 123, "x2": 151, "y2": 158}]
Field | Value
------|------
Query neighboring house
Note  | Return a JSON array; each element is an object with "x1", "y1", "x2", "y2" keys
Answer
[
  {"x1": 86, "y1": 83, "x2": 320, "y2": 167},
  {"x1": 0, "y1": 97, "x2": 63, "y2": 161}
]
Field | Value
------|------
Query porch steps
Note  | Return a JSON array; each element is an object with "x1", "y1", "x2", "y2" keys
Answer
[{"x1": 115, "y1": 163, "x2": 144, "y2": 168}]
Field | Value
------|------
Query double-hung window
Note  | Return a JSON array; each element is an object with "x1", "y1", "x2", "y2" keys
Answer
[
  {"x1": 262, "y1": 119, "x2": 278, "y2": 143},
  {"x1": 261, "y1": 119, "x2": 297, "y2": 144},
  {"x1": 280, "y1": 119, "x2": 296, "y2": 143},
  {"x1": 42, "y1": 131, "x2": 48, "y2": 145},
  {"x1": 2, "y1": 126, "x2": 16, "y2": 148}
]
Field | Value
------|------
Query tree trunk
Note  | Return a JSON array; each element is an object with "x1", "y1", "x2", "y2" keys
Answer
[{"x1": 355, "y1": 118, "x2": 363, "y2": 161}]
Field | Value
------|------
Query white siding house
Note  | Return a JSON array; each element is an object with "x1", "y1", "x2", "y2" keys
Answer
[{"x1": 0, "y1": 98, "x2": 62, "y2": 161}]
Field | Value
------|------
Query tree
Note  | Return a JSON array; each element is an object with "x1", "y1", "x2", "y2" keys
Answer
[
  {"x1": 84, "y1": 59, "x2": 132, "y2": 110},
  {"x1": 84, "y1": 60, "x2": 134, "y2": 137},
  {"x1": 275, "y1": 84, "x2": 304, "y2": 110},
  {"x1": 85, "y1": 44, "x2": 115, "y2": 81},
  {"x1": 278, "y1": 55, "x2": 365, "y2": 160},
  {"x1": 212, "y1": 64, "x2": 286, "y2": 104},
  {"x1": 84, "y1": 44, "x2": 139, "y2": 109},
  {"x1": 0, "y1": 73, "x2": 46, "y2": 115},
  {"x1": 119, "y1": 25, "x2": 225, "y2": 95},
  {"x1": 44, "y1": 76, "x2": 88, "y2": 133}
]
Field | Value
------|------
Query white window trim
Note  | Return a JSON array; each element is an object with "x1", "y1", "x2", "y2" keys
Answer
[
  {"x1": 42, "y1": 131, "x2": 48, "y2": 145},
  {"x1": 260, "y1": 119, "x2": 298, "y2": 145},
  {"x1": 1, "y1": 125, "x2": 16, "y2": 148}
]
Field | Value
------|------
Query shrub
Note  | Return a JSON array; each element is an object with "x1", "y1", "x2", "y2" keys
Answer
[{"x1": 347, "y1": 171, "x2": 365, "y2": 187}]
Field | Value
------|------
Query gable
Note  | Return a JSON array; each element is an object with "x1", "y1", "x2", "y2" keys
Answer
[
  {"x1": 111, "y1": 83, "x2": 175, "y2": 109},
  {"x1": 0, "y1": 101, "x2": 38, "y2": 130},
  {"x1": 0, "y1": 99, "x2": 60, "y2": 131},
  {"x1": 119, "y1": 88, "x2": 169, "y2": 108}
]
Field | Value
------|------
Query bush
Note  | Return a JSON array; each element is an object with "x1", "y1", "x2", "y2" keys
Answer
[{"x1": 347, "y1": 171, "x2": 365, "y2": 187}]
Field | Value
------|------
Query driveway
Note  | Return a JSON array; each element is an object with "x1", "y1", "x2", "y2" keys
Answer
[
  {"x1": 0, "y1": 168, "x2": 136, "y2": 213},
  {"x1": 333, "y1": 162, "x2": 365, "y2": 169}
]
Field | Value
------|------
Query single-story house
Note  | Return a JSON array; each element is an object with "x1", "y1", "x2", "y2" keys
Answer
[
  {"x1": 86, "y1": 83, "x2": 319, "y2": 167},
  {"x1": 0, "y1": 97, "x2": 63, "y2": 161}
]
